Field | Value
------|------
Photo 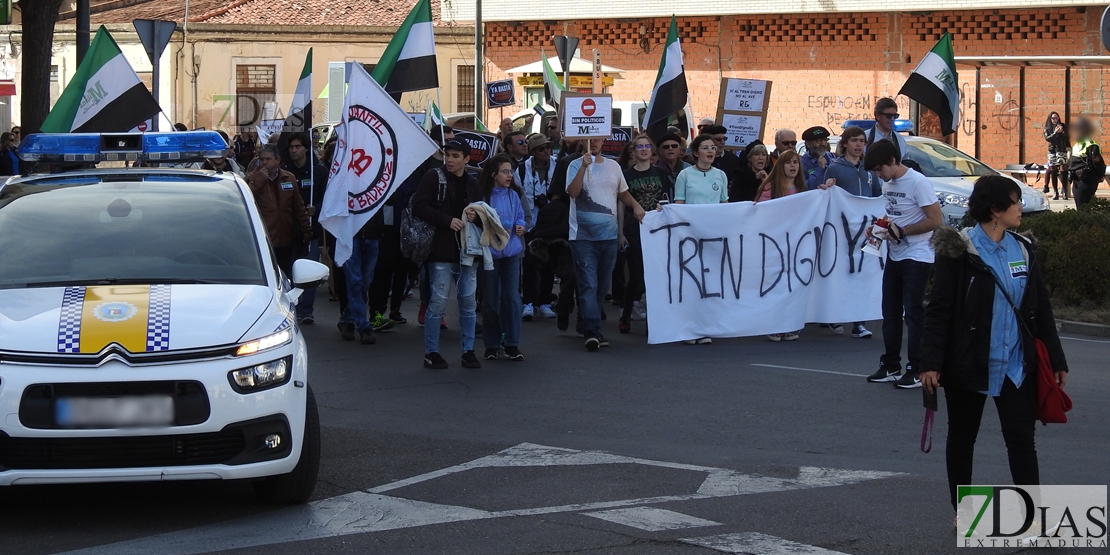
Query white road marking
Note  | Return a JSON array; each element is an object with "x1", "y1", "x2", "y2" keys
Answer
[
  {"x1": 584, "y1": 507, "x2": 721, "y2": 532},
  {"x1": 52, "y1": 443, "x2": 904, "y2": 555},
  {"x1": 1059, "y1": 335, "x2": 1110, "y2": 344},
  {"x1": 750, "y1": 363, "x2": 867, "y2": 378},
  {"x1": 681, "y1": 532, "x2": 851, "y2": 554}
]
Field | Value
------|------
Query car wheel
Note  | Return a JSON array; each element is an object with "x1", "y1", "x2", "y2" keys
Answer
[{"x1": 252, "y1": 386, "x2": 320, "y2": 504}]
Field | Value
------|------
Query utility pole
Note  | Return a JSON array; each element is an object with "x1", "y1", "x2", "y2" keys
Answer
[
  {"x1": 474, "y1": 0, "x2": 484, "y2": 121},
  {"x1": 76, "y1": 0, "x2": 90, "y2": 64}
]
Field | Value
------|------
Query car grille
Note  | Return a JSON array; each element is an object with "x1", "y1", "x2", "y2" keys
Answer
[{"x1": 0, "y1": 430, "x2": 246, "y2": 469}]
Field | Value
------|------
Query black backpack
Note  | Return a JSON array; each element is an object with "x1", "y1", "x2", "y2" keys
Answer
[{"x1": 400, "y1": 168, "x2": 446, "y2": 264}]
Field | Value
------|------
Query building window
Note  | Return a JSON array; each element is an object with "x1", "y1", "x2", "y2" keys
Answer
[
  {"x1": 235, "y1": 64, "x2": 276, "y2": 128},
  {"x1": 457, "y1": 65, "x2": 474, "y2": 113},
  {"x1": 49, "y1": 65, "x2": 61, "y2": 106}
]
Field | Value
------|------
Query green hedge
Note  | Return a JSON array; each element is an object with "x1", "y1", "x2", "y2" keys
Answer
[{"x1": 1019, "y1": 203, "x2": 1110, "y2": 305}]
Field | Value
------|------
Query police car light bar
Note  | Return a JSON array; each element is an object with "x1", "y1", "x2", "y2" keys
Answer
[{"x1": 17, "y1": 131, "x2": 229, "y2": 163}]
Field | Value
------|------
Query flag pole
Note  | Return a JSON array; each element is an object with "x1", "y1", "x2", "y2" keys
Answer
[{"x1": 436, "y1": 88, "x2": 445, "y2": 147}]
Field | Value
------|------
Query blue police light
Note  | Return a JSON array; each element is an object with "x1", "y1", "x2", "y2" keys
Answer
[
  {"x1": 841, "y1": 119, "x2": 916, "y2": 133},
  {"x1": 17, "y1": 131, "x2": 229, "y2": 163}
]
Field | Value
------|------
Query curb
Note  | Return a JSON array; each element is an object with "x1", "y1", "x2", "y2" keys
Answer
[{"x1": 1057, "y1": 320, "x2": 1110, "y2": 338}]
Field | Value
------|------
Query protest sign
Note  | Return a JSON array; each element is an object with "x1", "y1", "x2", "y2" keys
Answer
[
  {"x1": 486, "y1": 79, "x2": 516, "y2": 108},
  {"x1": 255, "y1": 118, "x2": 285, "y2": 144},
  {"x1": 640, "y1": 187, "x2": 885, "y2": 344},
  {"x1": 561, "y1": 93, "x2": 613, "y2": 139},
  {"x1": 715, "y1": 77, "x2": 772, "y2": 150},
  {"x1": 601, "y1": 126, "x2": 634, "y2": 158},
  {"x1": 720, "y1": 113, "x2": 763, "y2": 149},
  {"x1": 454, "y1": 129, "x2": 498, "y2": 169}
]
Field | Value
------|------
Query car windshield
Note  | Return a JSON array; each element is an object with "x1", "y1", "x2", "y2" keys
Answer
[
  {"x1": 0, "y1": 177, "x2": 266, "y2": 288},
  {"x1": 904, "y1": 141, "x2": 997, "y2": 178}
]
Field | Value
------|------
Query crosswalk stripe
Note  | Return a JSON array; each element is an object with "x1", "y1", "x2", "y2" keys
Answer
[
  {"x1": 583, "y1": 507, "x2": 721, "y2": 531},
  {"x1": 681, "y1": 532, "x2": 851, "y2": 554}
]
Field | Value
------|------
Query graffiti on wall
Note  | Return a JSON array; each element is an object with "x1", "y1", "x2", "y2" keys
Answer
[
  {"x1": 808, "y1": 95, "x2": 911, "y2": 129},
  {"x1": 959, "y1": 82, "x2": 978, "y2": 137}
]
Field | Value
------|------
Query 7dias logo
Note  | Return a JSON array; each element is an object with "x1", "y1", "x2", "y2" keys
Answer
[{"x1": 957, "y1": 485, "x2": 1107, "y2": 548}]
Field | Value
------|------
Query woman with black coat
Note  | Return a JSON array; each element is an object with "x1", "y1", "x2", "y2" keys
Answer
[
  {"x1": 1043, "y1": 111, "x2": 1070, "y2": 200},
  {"x1": 920, "y1": 176, "x2": 1069, "y2": 516}
]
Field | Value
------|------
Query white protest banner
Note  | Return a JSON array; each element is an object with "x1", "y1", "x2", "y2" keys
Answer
[
  {"x1": 641, "y1": 187, "x2": 886, "y2": 344},
  {"x1": 320, "y1": 63, "x2": 438, "y2": 267},
  {"x1": 562, "y1": 92, "x2": 613, "y2": 139}
]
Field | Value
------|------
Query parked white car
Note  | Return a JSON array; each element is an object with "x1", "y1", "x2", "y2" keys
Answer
[
  {"x1": 0, "y1": 132, "x2": 327, "y2": 503},
  {"x1": 806, "y1": 135, "x2": 1051, "y2": 227}
]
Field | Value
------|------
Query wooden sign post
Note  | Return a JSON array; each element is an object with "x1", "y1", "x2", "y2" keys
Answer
[{"x1": 715, "y1": 78, "x2": 773, "y2": 150}]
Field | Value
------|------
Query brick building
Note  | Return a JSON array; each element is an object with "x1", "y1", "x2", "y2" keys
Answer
[
  {"x1": 4, "y1": 0, "x2": 475, "y2": 134},
  {"x1": 445, "y1": 0, "x2": 1109, "y2": 169}
]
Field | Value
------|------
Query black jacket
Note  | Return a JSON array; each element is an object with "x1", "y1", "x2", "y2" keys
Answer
[
  {"x1": 411, "y1": 167, "x2": 480, "y2": 263},
  {"x1": 920, "y1": 226, "x2": 1068, "y2": 392}
]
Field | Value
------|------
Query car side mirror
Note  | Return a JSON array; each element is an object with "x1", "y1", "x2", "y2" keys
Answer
[{"x1": 291, "y1": 259, "x2": 329, "y2": 288}]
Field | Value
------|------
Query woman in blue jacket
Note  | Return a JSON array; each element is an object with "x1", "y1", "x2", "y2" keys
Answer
[{"x1": 479, "y1": 154, "x2": 527, "y2": 361}]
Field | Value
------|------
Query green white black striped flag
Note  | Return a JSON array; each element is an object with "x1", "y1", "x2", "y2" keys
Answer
[
  {"x1": 898, "y1": 33, "x2": 959, "y2": 136},
  {"x1": 370, "y1": 0, "x2": 438, "y2": 94},
  {"x1": 542, "y1": 50, "x2": 566, "y2": 107},
  {"x1": 643, "y1": 16, "x2": 687, "y2": 129},
  {"x1": 41, "y1": 26, "x2": 161, "y2": 133}
]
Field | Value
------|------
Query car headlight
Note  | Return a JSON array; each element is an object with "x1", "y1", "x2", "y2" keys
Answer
[
  {"x1": 235, "y1": 328, "x2": 292, "y2": 357},
  {"x1": 229, "y1": 356, "x2": 291, "y2": 393},
  {"x1": 938, "y1": 192, "x2": 970, "y2": 208}
]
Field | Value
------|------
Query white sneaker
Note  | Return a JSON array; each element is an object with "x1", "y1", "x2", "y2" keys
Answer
[
  {"x1": 767, "y1": 334, "x2": 782, "y2": 342},
  {"x1": 539, "y1": 304, "x2": 557, "y2": 318},
  {"x1": 522, "y1": 303, "x2": 534, "y2": 321},
  {"x1": 782, "y1": 332, "x2": 800, "y2": 341},
  {"x1": 631, "y1": 300, "x2": 647, "y2": 321}
]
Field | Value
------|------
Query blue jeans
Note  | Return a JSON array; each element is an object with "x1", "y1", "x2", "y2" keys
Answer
[
  {"x1": 296, "y1": 239, "x2": 320, "y2": 319},
  {"x1": 880, "y1": 257, "x2": 933, "y2": 373},
  {"x1": 340, "y1": 238, "x2": 379, "y2": 332},
  {"x1": 424, "y1": 261, "x2": 477, "y2": 354},
  {"x1": 482, "y1": 256, "x2": 523, "y2": 349},
  {"x1": 570, "y1": 239, "x2": 618, "y2": 336}
]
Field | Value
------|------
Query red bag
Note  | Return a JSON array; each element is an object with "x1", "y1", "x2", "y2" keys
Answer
[{"x1": 1034, "y1": 338, "x2": 1073, "y2": 425}]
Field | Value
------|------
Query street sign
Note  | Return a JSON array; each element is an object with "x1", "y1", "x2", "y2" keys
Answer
[
  {"x1": 553, "y1": 36, "x2": 579, "y2": 75},
  {"x1": 132, "y1": 19, "x2": 177, "y2": 65},
  {"x1": 1102, "y1": 6, "x2": 1110, "y2": 53},
  {"x1": 592, "y1": 49, "x2": 603, "y2": 93},
  {"x1": 133, "y1": 19, "x2": 176, "y2": 132}
]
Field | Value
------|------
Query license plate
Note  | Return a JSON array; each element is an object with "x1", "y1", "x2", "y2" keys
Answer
[{"x1": 55, "y1": 396, "x2": 174, "y2": 428}]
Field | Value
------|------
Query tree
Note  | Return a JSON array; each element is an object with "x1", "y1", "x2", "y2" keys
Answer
[{"x1": 19, "y1": 0, "x2": 65, "y2": 134}]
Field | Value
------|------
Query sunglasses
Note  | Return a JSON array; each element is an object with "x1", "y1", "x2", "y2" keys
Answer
[
  {"x1": 879, "y1": 112, "x2": 899, "y2": 119},
  {"x1": 515, "y1": 139, "x2": 527, "y2": 145},
  {"x1": 634, "y1": 144, "x2": 652, "y2": 150},
  {"x1": 533, "y1": 144, "x2": 552, "y2": 151},
  {"x1": 660, "y1": 143, "x2": 680, "y2": 149}
]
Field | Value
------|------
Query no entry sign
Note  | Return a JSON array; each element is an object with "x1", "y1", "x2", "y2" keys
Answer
[{"x1": 561, "y1": 93, "x2": 613, "y2": 139}]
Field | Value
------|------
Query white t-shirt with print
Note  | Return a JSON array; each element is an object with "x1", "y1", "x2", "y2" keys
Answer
[
  {"x1": 566, "y1": 156, "x2": 629, "y2": 241},
  {"x1": 883, "y1": 168, "x2": 938, "y2": 263}
]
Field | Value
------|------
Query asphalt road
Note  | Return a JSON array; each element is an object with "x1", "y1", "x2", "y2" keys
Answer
[{"x1": 2, "y1": 296, "x2": 1107, "y2": 555}]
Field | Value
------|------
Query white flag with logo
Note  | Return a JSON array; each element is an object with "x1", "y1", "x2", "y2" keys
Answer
[{"x1": 320, "y1": 63, "x2": 439, "y2": 266}]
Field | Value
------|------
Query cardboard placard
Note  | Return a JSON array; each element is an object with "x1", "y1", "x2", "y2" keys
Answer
[
  {"x1": 720, "y1": 113, "x2": 764, "y2": 150},
  {"x1": 601, "y1": 126, "x2": 634, "y2": 158},
  {"x1": 715, "y1": 78, "x2": 773, "y2": 150},
  {"x1": 454, "y1": 130, "x2": 498, "y2": 169},
  {"x1": 561, "y1": 93, "x2": 613, "y2": 139},
  {"x1": 721, "y1": 78, "x2": 771, "y2": 113},
  {"x1": 486, "y1": 79, "x2": 516, "y2": 108}
]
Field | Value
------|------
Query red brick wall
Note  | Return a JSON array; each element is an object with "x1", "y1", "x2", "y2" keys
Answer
[{"x1": 483, "y1": 7, "x2": 1107, "y2": 169}]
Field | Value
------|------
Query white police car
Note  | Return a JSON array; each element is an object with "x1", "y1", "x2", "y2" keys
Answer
[{"x1": 0, "y1": 132, "x2": 328, "y2": 503}]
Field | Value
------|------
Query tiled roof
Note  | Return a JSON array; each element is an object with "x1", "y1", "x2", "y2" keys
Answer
[
  {"x1": 59, "y1": 0, "x2": 447, "y2": 26},
  {"x1": 200, "y1": 0, "x2": 444, "y2": 26},
  {"x1": 57, "y1": 0, "x2": 233, "y2": 24}
]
